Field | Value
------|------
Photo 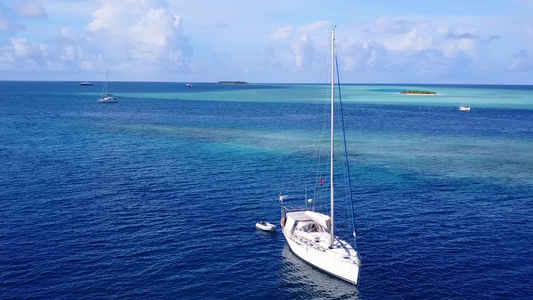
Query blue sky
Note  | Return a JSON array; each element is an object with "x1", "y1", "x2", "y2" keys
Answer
[{"x1": 0, "y1": 0, "x2": 532, "y2": 84}]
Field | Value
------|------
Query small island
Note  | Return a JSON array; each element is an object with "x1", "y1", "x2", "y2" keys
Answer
[
  {"x1": 217, "y1": 81, "x2": 249, "y2": 85},
  {"x1": 400, "y1": 90, "x2": 437, "y2": 95}
]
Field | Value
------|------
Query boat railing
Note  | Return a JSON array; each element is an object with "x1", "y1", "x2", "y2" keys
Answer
[{"x1": 282, "y1": 205, "x2": 310, "y2": 213}]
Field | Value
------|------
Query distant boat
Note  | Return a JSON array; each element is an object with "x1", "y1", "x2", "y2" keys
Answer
[
  {"x1": 256, "y1": 221, "x2": 276, "y2": 232},
  {"x1": 459, "y1": 105, "x2": 471, "y2": 111},
  {"x1": 280, "y1": 27, "x2": 361, "y2": 285},
  {"x1": 185, "y1": 83, "x2": 193, "y2": 87},
  {"x1": 98, "y1": 71, "x2": 117, "y2": 103},
  {"x1": 80, "y1": 81, "x2": 93, "y2": 86}
]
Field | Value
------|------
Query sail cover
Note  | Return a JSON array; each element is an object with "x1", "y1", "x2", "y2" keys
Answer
[{"x1": 304, "y1": 211, "x2": 331, "y2": 231}]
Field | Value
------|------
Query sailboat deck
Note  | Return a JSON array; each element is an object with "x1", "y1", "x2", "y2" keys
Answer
[
  {"x1": 293, "y1": 229, "x2": 331, "y2": 250},
  {"x1": 292, "y1": 228, "x2": 357, "y2": 257}
]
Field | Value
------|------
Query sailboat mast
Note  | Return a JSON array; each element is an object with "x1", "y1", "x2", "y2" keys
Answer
[{"x1": 330, "y1": 27, "x2": 335, "y2": 247}]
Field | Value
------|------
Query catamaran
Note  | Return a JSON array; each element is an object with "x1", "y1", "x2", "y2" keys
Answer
[{"x1": 280, "y1": 27, "x2": 361, "y2": 285}]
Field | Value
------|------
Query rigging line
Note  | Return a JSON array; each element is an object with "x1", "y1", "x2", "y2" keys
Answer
[
  {"x1": 312, "y1": 48, "x2": 333, "y2": 211},
  {"x1": 311, "y1": 48, "x2": 330, "y2": 206},
  {"x1": 335, "y1": 53, "x2": 358, "y2": 251},
  {"x1": 312, "y1": 87, "x2": 328, "y2": 209}
]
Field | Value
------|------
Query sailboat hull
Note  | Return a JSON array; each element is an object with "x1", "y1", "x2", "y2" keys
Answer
[
  {"x1": 98, "y1": 97, "x2": 117, "y2": 103},
  {"x1": 282, "y1": 227, "x2": 360, "y2": 285}
]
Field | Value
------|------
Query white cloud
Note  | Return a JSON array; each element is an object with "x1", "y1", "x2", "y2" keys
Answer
[
  {"x1": 60, "y1": 45, "x2": 76, "y2": 61},
  {"x1": 442, "y1": 43, "x2": 459, "y2": 58},
  {"x1": 45, "y1": 59, "x2": 66, "y2": 71},
  {"x1": 0, "y1": 1, "x2": 531, "y2": 83},
  {"x1": 11, "y1": 38, "x2": 48, "y2": 59},
  {"x1": 56, "y1": 42, "x2": 108, "y2": 71},
  {"x1": 383, "y1": 28, "x2": 433, "y2": 52},
  {"x1": 340, "y1": 16, "x2": 498, "y2": 81},
  {"x1": 290, "y1": 33, "x2": 314, "y2": 68},
  {"x1": 299, "y1": 20, "x2": 331, "y2": 33},
  {"x1": 12, "y1": 0, "x2": 47, "y2": 18},
  {"x1": 341, "y1": 39, "x2": 388, "y2": 71},
  {"x1": 271, "y1": 26, "x2": 292, "y2": 40},
  {"x1": 86, "y1": 1, "x2": 121, "y2": 32},
  {"x1": 128, "y1": 9, "x2": 174, "y2": 48},
  {"x1": 0, "y1": 50, "x2": 15, "y2": 67},
  {"x1": 79, "y1": 54, "x2": 104, "y2": 71},
  {"x1": 85, "y1": 0, "x2": 192, "y2": 72},
  {"x1": 457, "y1": 38, "x2": 477, "y2": 56},
  {"x1": 173, "y1": 14, "x2": 182, "y2": 30},
  {"x1": 267, "y1": 21, "x2": 332, "y2": 72},
  {"x1": 60, "y1": 27, "x2": 76, "y2": 41}
]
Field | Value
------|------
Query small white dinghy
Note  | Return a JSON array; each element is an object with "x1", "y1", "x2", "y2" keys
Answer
[{"x1": 256, "y1": 221, "x2": 276, "y2": 232}]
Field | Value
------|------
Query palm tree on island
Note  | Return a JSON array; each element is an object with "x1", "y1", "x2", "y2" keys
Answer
[{"x1": 400, "y1": 90, "x2": 437, "y2": 95}]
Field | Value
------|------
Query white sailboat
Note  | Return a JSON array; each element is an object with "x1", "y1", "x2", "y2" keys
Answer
[
  {"x1": 280, "y1": 27, "x2": 361, "y2": 285},
  {"x1": 98, "y1": 70, "x2": 117, "y2": 103}
]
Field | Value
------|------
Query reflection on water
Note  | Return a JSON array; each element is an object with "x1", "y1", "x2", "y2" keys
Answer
[{"x1": 278, "y1": 245, "x2": 360, "y2": 300}]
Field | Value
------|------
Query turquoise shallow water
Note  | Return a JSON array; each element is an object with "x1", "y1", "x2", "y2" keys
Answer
[
  {"x1": 78, "y1": 83, "x2": 533, "y2": 109},
  {"x1": 1, "y1": 81, "x2": 532, "y2": 299}
]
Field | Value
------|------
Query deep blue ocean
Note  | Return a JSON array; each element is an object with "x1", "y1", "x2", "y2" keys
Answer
[{"x1": 1, "y1": 81, "x2": 532, "y2": 299}]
